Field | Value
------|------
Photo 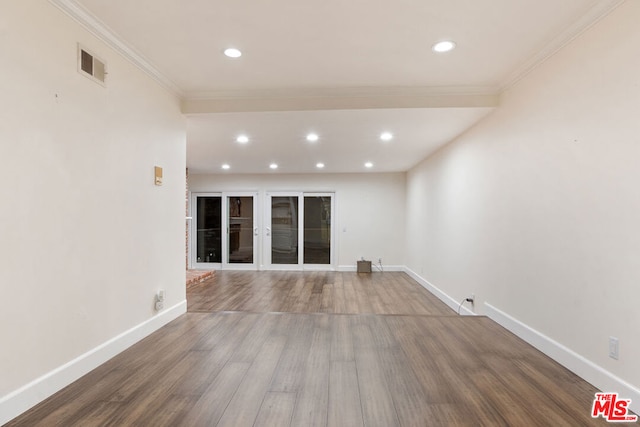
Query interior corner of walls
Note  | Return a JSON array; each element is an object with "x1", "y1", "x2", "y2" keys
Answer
[
  {"x1": 484, "y1": 303, "x2": 640, "y2": 415},
  {"x1": 0, "y1": 300, "x2": 187, "y2": 426},
  {"x1": 403, "y1": 267, "x2": 476, "y2": 316}
]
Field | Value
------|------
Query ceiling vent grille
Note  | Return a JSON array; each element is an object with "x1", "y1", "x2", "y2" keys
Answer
[{"x1": 78, "y1": 44, "x2": 106, "y2": 85}]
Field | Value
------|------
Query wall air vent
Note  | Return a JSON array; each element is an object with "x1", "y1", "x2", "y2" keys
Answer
[{"x1": 78, "y1": 44, "x2": 106, "y2": 85}]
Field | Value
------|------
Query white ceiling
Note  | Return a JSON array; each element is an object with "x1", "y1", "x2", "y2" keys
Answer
[{"x1": 58, "y1": 0, "x2": 622, "y2": 174}]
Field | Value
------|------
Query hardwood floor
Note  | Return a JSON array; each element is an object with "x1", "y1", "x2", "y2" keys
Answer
[
  {"x1": 6, "y1": 271, "x2": 613, "y2": 426},
  {"x1": 187, "y1": 271, "x2": 452, "y2": 315}
]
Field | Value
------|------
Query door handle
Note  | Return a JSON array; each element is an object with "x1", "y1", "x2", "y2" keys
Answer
[{"x1": 266, "y1": 227, "x2": 271, "y2": 236}]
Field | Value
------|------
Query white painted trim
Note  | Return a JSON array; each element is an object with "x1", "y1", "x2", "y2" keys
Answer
[
  {"x1": 302, "y1": 266, "x2": 337, "y2": 272},
  {"x1": 48, "y1": 0, "x2": 183, "y2": 97},
  {"x1": 262, "y1": 265, "x2": 303, "y2": 271},
  {"x1": 336, "y1": 264, "x2": 412, "y2": 273},
  {"x1": 190, "y1": 192, "x2": 222, "y2": 268},
  {"x1": 0, "y1": 300, "x2": 187, "y2": 425},
  {"x1": 485, "y1": 303, "x2": 640, "y2": 415},
  {"x1": 370, "y1": 264, "x2": 404, "y2": 273},
  {"x1": 499, "y1": 0, "x2": 625, "y2": 91},
  {"x1": 223, "y1": 192, "x2": 259, "y2": 271},
  {"x1": 403, "y1": 267, "x2": 476, "y2": 315},
  {"x1": 47, "y1": 0, "x2": 623, "y2": 105}
]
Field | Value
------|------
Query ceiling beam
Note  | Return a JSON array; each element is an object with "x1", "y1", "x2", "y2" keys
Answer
[{"x1": 182, "y1": 87, "x2": 499, "y2": 114}]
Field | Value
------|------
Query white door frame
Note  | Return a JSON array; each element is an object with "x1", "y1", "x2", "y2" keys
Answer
[
  {"x1": 264, "y1": 192, "x2": 303, "y2": 270},
  {"x1": 190, "y1": 192, "x2": 222, "y2": 270},
  {"x1": 263, "y1": 191, "x2": 335, "y2": 271},
  {"x1": 302, "y1": 192, "x2": 335, "y2": 271},
  {"x1": 190, "y1": 192, "x2": 258, "y2": 271},
  {"x1": 222, "y1": 192, "x2": 258, "y2": 270}
]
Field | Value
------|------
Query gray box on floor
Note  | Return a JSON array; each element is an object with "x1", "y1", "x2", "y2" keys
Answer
[{"x1": 357, "y1": 260, "x2": 372, "y2": 273}]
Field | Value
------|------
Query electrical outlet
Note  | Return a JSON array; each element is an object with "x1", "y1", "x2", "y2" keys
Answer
[
  {"x1": 609, "y1": 336, "x2": 619, "y2": 360},
  {"x1": 157, "y1": 289, "x2": 165, "y2": 302},
  {"x1": 378, "y1": 258, "x2": 382, "y2": 264}
]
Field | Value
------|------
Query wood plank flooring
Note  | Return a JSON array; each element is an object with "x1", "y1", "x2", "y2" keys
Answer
[
  {"x1": 5, "y1": 271, "x2": 614, "y2": 426},
  {"x1": 187, "y1": 271, "x2": 452, "y2": 315}
]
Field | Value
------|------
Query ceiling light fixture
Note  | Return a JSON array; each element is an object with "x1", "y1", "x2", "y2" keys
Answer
[
  {"x1": 222, "y1": 164, "x2": 230, "y2": 170},
  {"x1": 380, "y1": 132, "x2": 393, "y2": 141},
  {"x1": 224, "y1": 48, "x2": 242, "y2": 58},
  {"x1": 306, "y1": 133, "x2": 319, "y2": 142},
  {"x1": 364, "y1": 162, "x2": 373, "y2": 168},
  {"x1": 432, "y1": 40, "x2": 456, "y2": 53},
  {"x1": 236, "y1": 135, "x2": 249, "y2": 144},
  {"x1": 269, "y1": 163, "x2": 278, "y2": 170},
  {"x1": 316, "y1": 162, "x2": 325, "y2": 169}
]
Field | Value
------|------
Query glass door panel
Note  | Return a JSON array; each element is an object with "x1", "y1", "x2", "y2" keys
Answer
[
  {"x1": 227, "y1": 196, "x2": 255, "y2": 264},
  {"x1": 271, "y1": 196, "x2": 299, "y2": 264},
  {"x1": 265, "y1": 192, "x2": 333, "y2": 269},
  {"x1": 192, "y1": 192, "x2": 257, "y2": 270},
  {"x1": 303, "y1": 196, "x2": 331, "y2": 265},
  {"x1": 195, "y1": 196, "x2": 222, "y2": 264}
]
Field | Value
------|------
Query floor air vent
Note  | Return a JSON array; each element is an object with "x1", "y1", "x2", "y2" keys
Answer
[{"x1": 78, "y1": 44, "x2": 106, "y2": 85}]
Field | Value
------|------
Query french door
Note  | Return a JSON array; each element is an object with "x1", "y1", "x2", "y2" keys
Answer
[
  {"x1": 191, "y1": 192, "x2": 258, "y2": 270},
  {"x1": 265, "y1": 192, "x2": 334, "y2": 270}
]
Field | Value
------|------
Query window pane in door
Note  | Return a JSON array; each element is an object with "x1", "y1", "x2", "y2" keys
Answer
[
  {"x1": 228, "y1": 196, "x2": 253, "y2": 263},
  {"x1": 271, "y1": 196, "x2": 298, "y2": 264},
  {"x1": 196, "y1": 197, "x2": 221, "y2": 263},
  {"x1": 304, "y1": 196, "x2": 331, "y2": 264}
]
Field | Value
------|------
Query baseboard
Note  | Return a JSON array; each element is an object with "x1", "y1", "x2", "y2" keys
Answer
[
  {"x1": 337, "y1": 264, "x2": 405, "y2": 272},
  {"x1": 485, "y1": 303, "x2": 640, "y2": 415},
  {"x1": 0, "y1": 300, "x2": 187, "y2": 425},
  {"x1": 403, "y1": 267, "x2": 476, "y2": 315}
]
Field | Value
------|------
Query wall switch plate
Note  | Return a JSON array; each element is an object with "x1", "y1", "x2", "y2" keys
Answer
[
  {"x1": 609, "y1": 336, "x2": 619, "y2": 360},
  {"x1": 154, "y1": 166, "x2": 163, "y2": 186}
]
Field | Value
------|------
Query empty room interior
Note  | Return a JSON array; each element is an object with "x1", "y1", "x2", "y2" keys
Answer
[{"x1": 1, "y1": 0, "x2": 639, "y2": 425}]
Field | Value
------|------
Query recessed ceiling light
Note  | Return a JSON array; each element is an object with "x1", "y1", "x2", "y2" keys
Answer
[
  {"x1": 364, "y1": 162, "x2": 373, "y2": 168},
  {"x1": 236, "y1": 135, "x2": 249, "y2": 144},
  {"x1": 224, "y1": 48, "x2": 242, "y2": 58},
  {"x1": 306, "y1": 133, "x2": 319, "y2": 142},
  {"x1": 221, "y1": 164, "x2": 231, "y2": 170},
  {"x1": 380, "y1": 132, "x2": 393, "y2": 141},
  {"x1": 316, "y1": 162, "x2": 325, "y2": 169},
  {"x1": 269, "y1": 163, "x2": 278, "y2": 170},
  {"x1": 432, "y1": 40, "x2": 456, "y2": 53}
]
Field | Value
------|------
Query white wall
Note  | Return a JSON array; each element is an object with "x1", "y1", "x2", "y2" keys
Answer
[
  {"x1": 0, "y1": 1, "x2": 186, "y2": 422},
  {"x1": 406, "y1": 0, "x2": 639, "y2": 405},
  {"x1": 188, "y1": 173, "x2": 406, "y2": 268}
]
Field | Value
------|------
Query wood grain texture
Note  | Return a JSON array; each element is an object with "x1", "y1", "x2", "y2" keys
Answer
[
  {"x1": 187, "y1": 271, "x2": 453, "y2": 315},
  {"x1": 254, "y1": 392, "x2": 296, "y2": 427},
  {"x1": 328, "y1": 361, "x2": 364, "y2": 427},
  {"x1": 6, "y1": 271, "x2": 615, "y2": 426}
]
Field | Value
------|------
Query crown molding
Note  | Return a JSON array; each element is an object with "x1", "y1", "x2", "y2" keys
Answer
[
  {"x1": 48, "y1": 0, "x2": 184, "y2": 98},
  {"x1": 49, "y1": 0, "x2": 621, "y2": 107},
  {"x1": 499, "y1": 0, "x2": 626, "y2": 91}
]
